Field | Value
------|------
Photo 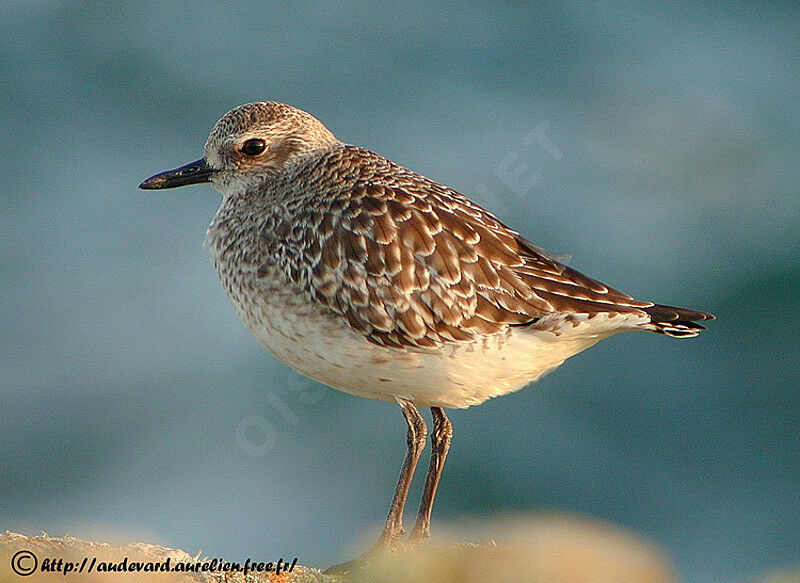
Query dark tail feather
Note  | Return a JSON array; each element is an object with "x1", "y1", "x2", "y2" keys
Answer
[{"x1": 643, "y1": 304, "x2": 715, "y2": 338}]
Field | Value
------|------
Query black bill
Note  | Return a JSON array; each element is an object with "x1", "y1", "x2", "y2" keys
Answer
[{"x1": 139, "y1": 158, "x2": 215, "y2": 190}]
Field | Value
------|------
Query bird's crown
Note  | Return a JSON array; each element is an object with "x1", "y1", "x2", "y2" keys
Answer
[{"x1": 204, "y1": 101, "x2": 340, "y2": 177}]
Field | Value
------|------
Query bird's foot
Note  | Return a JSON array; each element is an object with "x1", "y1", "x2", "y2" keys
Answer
[
  {"x1": 324, "y1": 527, "x2": 429, "y2": 575},
  {"x1": 407, "y1": 524, "x2": 430, "y2": 544}
]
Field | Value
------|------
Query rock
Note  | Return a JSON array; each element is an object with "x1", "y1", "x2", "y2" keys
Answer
[
  {"x1": 339, "y1": 514, "x2": 676, "y2": 583},
  {"x1": 0, "y1": 532, "x2": 334, "y2": 583}
]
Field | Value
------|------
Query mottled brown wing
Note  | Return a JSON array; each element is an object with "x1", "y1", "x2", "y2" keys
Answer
[{"x1": 296, "y1": 156, "x2": 651, "y2": 349}]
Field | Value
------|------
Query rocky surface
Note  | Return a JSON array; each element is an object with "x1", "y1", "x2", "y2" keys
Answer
[{"x1": 3, "y1": 516, "x2": 796, "y2": 582}]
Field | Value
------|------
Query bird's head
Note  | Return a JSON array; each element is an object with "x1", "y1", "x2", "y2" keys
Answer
[{"x1": 139, "y1": 101, "x2": 340, "y2": 194}]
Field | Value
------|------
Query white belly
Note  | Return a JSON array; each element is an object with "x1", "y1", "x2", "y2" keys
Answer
[{"x1": 229, "y1": 285, "x2": 644, "y2": 408}]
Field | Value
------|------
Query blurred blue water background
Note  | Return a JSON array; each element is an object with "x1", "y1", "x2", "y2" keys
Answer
[{"x1": 1, "y1": 2, "x2": 798, "y2": 581}]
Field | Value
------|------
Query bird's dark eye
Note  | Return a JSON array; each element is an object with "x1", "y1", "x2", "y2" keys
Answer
[{"x1": 240, "y1": 138, "x2": 267, "y2": 156}]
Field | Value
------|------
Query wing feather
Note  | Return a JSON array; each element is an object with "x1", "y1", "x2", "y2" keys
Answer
[{"x1": 267, "y1": 146, "x2": 655, "y2": 348}]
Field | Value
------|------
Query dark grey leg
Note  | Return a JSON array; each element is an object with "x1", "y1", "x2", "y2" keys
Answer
[
  {"x1": 376, "y1": 397, "x2": 427, "y2": 548},
  {"x1": 409, "y1": 406, "x2": 452, "y2": 541}
]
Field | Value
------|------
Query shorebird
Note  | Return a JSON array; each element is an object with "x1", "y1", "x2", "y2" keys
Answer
[{"x1": 140, "y1": 101, "x2": 714, "y2": 549}]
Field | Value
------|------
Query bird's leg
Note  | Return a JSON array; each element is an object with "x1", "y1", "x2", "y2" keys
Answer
[
  {"x1": 376, "y1": 397, "x2": 427, "y2": 549},
  {"x1": 409, "y1": 406, "x2": 452, "y2": 542}
]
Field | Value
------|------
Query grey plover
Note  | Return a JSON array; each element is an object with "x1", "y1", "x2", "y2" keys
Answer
[{"x1": 140, "y1": 101, "x2": 714, "y2": 548}]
